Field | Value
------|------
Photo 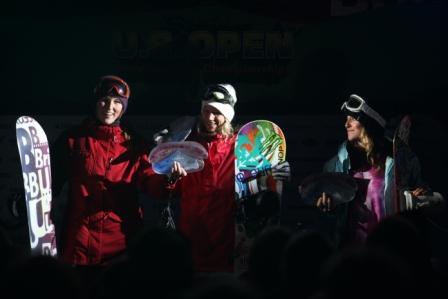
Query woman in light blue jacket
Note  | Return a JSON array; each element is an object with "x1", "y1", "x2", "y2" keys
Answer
[{"x1": 316, "y1": 94, "x2": 425, "y2": 246}]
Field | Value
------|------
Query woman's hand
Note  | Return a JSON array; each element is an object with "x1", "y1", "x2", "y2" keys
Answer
[
  {"x1": 316, "y1": 192, "x2": 332, "y2": 213},
  {"x1": 168, "y1": 161, "x2": 187, "y2": 183},
  {"x1": 410, "y1": 187, "x2": 426, "y2": 197}
]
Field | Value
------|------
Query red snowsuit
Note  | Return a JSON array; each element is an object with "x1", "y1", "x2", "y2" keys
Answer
[
  {"x1": 52, "y1": 119, "x2": 166, "y2": 265},
  {"x1": 176, "y1": 130, "x2": 236, "y2": 272}
]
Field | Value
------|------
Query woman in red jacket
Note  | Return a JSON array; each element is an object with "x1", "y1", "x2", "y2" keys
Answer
[
  {"x1": 51, "y1": 75, "x2": 185, "y2": 267},
  {"x1": 177, "y1": 84, "x2": 238, "y2": 272},
  {"x1": 164, "y1": 84, "x2": 290, "y2": 272}
]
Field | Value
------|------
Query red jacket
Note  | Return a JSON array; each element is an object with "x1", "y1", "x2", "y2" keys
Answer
[
  {"x1": 52, "y1": 119, "x2": 165, "y2": 265},
  {"x1": 176, "y1": 130, "x2": 236, "y2": 272}
]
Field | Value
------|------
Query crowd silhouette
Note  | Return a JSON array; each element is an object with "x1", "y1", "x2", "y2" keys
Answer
[{"x1": 1, "y1": 206, "x2": 447, "y2": 299}]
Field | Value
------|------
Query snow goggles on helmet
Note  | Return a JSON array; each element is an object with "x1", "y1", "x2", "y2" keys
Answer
[
  {"x1": 94, "y1": 75, "x2": 130, "y2": 100},
  {"x1": 341, "y1": 94, "x2": 386, "y2": 128},
  {"x1": 203, "y1": 84, "x2": 236, "y2": 107}
]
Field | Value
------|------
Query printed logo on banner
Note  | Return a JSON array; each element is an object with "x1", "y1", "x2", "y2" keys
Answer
[
  {"x1": 114, "y1": 29, "x2": 294, "y2": 82},
  {"x1": 331, "y1": 0, "x2": 430, "y2": 16}
]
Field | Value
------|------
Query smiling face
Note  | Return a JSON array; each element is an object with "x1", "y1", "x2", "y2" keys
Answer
[
  {"x1": 345, "y1": 115, "x2": 363, "y2": 142},
  {"x1": 96, "y1": 97, "x2": 124, "y2": 125},
  {"x1": 201, "y1": 104, "x2": 226, "y2": 133}
]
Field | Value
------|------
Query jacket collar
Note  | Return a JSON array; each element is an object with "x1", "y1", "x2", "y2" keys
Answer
[
  {"x1": 84, "y1": 118, "x2": 125, "y2": 142},
  {"x1": 337, "y1": 141, "x2": 350, "y2": 165},
  {"x1": 337, "y1": 141, "x2": 393, "y2": 174}
]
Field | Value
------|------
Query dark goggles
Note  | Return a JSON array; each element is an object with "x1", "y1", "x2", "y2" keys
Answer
[
  {"x1": 95, "y1": 76, "x2": 130, "y2": 100},
  {"x1": 203, "y1": 85, "x2": 235, "y2": 107}
]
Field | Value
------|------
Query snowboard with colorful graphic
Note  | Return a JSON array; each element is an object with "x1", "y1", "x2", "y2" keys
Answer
[
  {"x1": 234, "y1": 120, "x2": 286, "y2": 274},
  {"x1": 16, "y1": 116, "x2": 57, "y2": 256}
]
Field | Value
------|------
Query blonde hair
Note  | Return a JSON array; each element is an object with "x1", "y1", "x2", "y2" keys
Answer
[
  {"x1": 216, "y1": 118, "x2": 234, "y2": 137},
  {"x1": 356, "y1": 126, "x2": 385, "y2": 169}
]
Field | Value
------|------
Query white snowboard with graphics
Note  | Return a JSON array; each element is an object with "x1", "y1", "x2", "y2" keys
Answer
[{"x1": 16, "y1": 116, "x2": 57, "y2": 256}]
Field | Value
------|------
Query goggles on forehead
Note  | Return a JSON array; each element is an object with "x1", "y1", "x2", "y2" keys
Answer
[
  {"x1": 341, "y1": 94, "x2": 386, "y2": 128},
  {"x1": 95, "y1": 76, "x2": 130, "y2": 100},
  {"x1": 203, "y1": 85, "x2": 236, "y2": 107}
]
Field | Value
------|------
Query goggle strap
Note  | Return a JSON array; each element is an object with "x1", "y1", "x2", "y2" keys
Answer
[{"x1": 361, "y1": 104, "x2": 386, "y2": 128}]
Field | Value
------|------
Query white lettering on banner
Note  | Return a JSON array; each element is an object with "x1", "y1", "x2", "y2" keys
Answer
[
  {"x1": 34, "y1": 148, "x2": 50, "y2": 168},
  {"x1": 29, "y1": 126, "x2": 40, "y2": 144},
  {"x1": 20, "y1": 136, "x2": 31, "y2": 165},
  {"x1": 26, "y1": 171, "x2": 39, "y2": 198},
  {"x1": 27, "y1": 195, "x2": 54, "y2": 249},
  {"x1": 17, "y1": 129, "x2": 34, "y2": 168},
  {"x1": 37, "y1": 166, "x2": 51, "y2": 196},
  {"x1": 115, "y1": 31, "x2": 294, "y2": 60},
  {"x1": 42, "y1": 243, "x2": 57, "y2": 256},
  {"x1": 22, "y1": 172, "x2": 29, "y2": 195}
]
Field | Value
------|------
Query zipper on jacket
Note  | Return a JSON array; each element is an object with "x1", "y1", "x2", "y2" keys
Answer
[{"x1": 107, "y1": 157, "x2": 113, "y2": 170}]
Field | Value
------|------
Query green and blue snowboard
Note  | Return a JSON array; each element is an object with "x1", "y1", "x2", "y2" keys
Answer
[{"x1": 234, "y1": 120, "x2": 286, "y2": 274}]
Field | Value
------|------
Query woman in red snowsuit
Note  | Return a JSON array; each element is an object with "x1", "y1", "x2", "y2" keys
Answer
[
  {"x1": 178, "y1": 128, "x2": 236, "y2": 272},
  {"x1": 174, "y1": 84, "x2": 238, "y2": 272},
  {"x1": 167, "y1": 84, "x2": 290, "y2": 272},
  {"x1": 51, "y1": 76, "x2": 181, "y2": 266}
]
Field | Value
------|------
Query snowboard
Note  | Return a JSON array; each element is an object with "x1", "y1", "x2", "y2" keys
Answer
[
  {"x1": 392, "y1": 115, "x2": 414, "y2": 213},
  {"x1": 393, "y1": 116, "x2": 444, "y2": 212},
  {"x1": 234, "y1": 120, "x2": 286, "y2": 274},
  {"x1": 16, "y1": 116, "x2": 57, "y2": 256}
]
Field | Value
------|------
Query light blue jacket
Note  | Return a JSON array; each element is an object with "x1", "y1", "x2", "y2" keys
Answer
[
  {"x1": 322, "y1": 141, "x2": 424, "y2": 246},
  {"x1": 323, "y1": 141, "x2": 395, "y2": 216}
]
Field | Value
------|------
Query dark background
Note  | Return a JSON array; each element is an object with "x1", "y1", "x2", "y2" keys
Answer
[
  {"x1": 1, "y1": 0, "x2": 447, "y2": 117},
  {"x1": 1, "y1": 0, "x2": 446, "y2": 189},
  {"x1": 1, "y1": 0, "x2": 447, "y2": 258}
]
